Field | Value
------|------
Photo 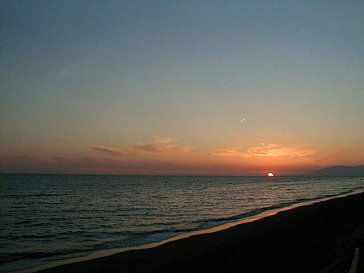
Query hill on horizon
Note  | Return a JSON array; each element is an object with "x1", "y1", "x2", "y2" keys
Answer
[{"x1": 311, "y1": 165, "x2": 364, "y2": 177}]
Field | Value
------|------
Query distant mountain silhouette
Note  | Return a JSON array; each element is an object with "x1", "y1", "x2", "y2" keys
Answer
[{"x1": 311, "y1": 165, "x2": 364, "y2": 176}]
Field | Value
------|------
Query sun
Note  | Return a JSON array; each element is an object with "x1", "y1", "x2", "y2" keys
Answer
[{"x1": 267, "y1": 172, "x2": 274, "y2": 177}]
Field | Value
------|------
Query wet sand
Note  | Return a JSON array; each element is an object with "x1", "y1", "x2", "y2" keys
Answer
[{"x1": 39, "y1": 192, "x2": 364, "y2": 273}]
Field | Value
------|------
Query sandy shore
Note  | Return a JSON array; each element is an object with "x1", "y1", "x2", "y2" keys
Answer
[{"x1": 39, "y1": 192, "x2": 364, "y2": 273}]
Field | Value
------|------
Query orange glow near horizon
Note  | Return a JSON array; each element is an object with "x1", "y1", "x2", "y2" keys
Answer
[{"x1": 3, "y1": 137, "x2": 362, "y2": 176}]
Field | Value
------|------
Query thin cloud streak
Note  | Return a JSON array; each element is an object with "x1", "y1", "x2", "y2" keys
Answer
[
  {"x1": 89, "y1": 146, "x2": 124, "y2": 156},
  {"x1": 89, "y1": 138, "x2": 193, "y2": 157},
  {"x1": 247, "y1": 144, "x2": 315, "y2": 159},
  {"x1": 211, "y1": 148, "x2": 248, "y2": 158},
  {"x1": 212, "y1": 143, "x2": 315, "y2": 162},
  {"x1": 131, "y1": 138, "x2": 174, "y2": 154}
]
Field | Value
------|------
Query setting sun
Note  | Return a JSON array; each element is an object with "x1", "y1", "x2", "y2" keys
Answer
[{"x1": 267, "y1": 172, "x2": 274, "y2": 177}]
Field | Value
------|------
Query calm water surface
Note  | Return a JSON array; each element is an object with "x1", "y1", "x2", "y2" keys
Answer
[{"x1": 1, "y1": 174, "x2": 364, "y2": 272}]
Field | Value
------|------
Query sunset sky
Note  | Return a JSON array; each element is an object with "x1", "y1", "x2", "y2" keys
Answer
[{"x1": 1, "y1": 0, "x2": 363, "y2": 175}]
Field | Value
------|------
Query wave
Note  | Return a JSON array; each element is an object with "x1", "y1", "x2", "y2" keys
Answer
[
  {"x1": 0, "y1": 248, "x2": 87, "y2": 265},
  {"x1": 190, "y1": 187, "x2": 364, "y2": 229}
]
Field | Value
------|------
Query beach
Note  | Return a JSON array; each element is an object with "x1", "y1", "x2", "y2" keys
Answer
[{"x1": 38, "y1": 192, "x2": 364, "y2": 273}]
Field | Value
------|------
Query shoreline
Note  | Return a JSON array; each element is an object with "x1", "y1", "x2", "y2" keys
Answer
[{"x1": 27, "y1": 190, "x2": 364, "y2": 273}]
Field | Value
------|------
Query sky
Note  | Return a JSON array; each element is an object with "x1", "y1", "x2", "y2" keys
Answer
[{"x1": 1, "y1": 0, "x2": 363, "y2": 175}]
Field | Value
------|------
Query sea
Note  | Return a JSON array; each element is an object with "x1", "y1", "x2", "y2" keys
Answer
[{"x1": 1, "y1": 174, "x2": 364, "y2": 273}]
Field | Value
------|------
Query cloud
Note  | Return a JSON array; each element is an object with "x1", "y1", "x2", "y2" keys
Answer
[
  {"x1": 211, "y1": 148, "x2": 247, "y2": 158},
  {"x1": 89, "y1": 146, "x2": 125, "y2": 156},
  {"x1": 247, "y1": 143, "x2": 314, "y2": 159},
  {"x1": 89, "y1": 138, "x2": 193, "y2": 157},
  {"x1": 131, "y1": 138, "x2": 172, "y2": 154},
  {"x1": 52, "y1": 156, "x2": 66, "y2": 161},
  {"x1": 212, "y1": 143, "x2": 315, "y2": 161},
  {"x1": 16, "y1": 155, "x2": 40, "y2": 161}
]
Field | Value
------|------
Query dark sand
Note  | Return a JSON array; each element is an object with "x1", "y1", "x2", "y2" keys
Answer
[{"x1": 39, "y1": 192, "x2": 364, "y2": 273}]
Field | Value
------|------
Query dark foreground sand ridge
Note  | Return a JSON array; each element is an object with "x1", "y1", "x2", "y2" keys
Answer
[{"x1": 39, "y1": 192, "x2": 364, "y2": 273}]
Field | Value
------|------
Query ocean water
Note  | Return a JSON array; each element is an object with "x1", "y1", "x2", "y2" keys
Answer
[{"x1": 1, "y1": 174, "x2": 364, "y2": 273}]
